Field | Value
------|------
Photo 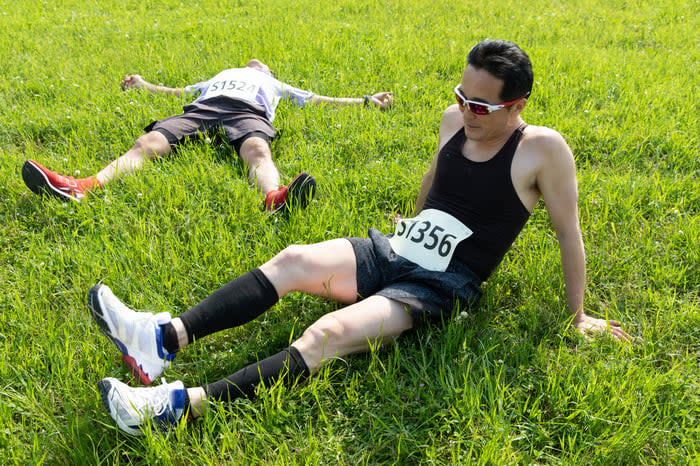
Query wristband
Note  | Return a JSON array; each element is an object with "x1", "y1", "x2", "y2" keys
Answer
[{"x1": 363, "y1": 95, "x2": 370, "y2": 107}]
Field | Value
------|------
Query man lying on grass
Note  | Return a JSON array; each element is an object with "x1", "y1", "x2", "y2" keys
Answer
[
  {"x1": 89, "y1": 39, "x2": 631, "y2": 436},
  {"x1": 21, "y1": 59, "x2": 392, "y2": 214}
]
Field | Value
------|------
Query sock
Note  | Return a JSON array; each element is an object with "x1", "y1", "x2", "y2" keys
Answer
[
  {"x1": 177, "y1": 268, "x2": 279, "y2": 342},
  {"x1": 78, "y1": 176, "x2": 101, "y2": 191},
  {"x1": 204, "y1": 347, "x2": 310, "y2": 402},
  {"x1": 161, "y1": 323, "x2": 179, "y2": 354},
  {"x1": 182, "y1": 387, "x2": 191, "y2": 411}
]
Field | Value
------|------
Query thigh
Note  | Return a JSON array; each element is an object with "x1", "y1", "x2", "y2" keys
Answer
[
  {"x1": 292, "y1": 295, "x2": 414, "y2": 371},
  {"x1": 259, "y1": 238, "x2": 359, "y2": 304},
  {"x1": 223, "y1": 115, "x2": 275, "y2": 149},
  {"x1": 148, "y1": 112, "x2": 216, "y2": 144}
]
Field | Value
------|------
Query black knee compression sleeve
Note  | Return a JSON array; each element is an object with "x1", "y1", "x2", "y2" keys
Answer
[
  {"x1": 173, "y1": 268, "x2": 279, "y2": 345},
  {"x1": 204, "y1": 347, "x2": 310, "y2": 402}
]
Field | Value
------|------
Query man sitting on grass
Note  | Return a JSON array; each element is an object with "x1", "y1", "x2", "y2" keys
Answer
[
  {"x1": 21, "y1": 59, "x2": 393, "y2": 213},
  {"x1": 89, "y1": 40, "x2": 630, "y2": 436}
]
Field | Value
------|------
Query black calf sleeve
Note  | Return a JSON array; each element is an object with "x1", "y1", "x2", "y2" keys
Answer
[
  {"x1": 177, "y1": 268, "x2": 279, "y2": 343},
  {"x1": 204, "y1": 347, "x2": 310, "y2": 402}
]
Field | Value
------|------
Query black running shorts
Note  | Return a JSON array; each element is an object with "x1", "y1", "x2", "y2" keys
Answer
[
  {"x1": 144, "y1": 96, "x2": 275, "y2": 153},
  {"x1": 347, "y1": 228, "x2": 483, "y2": 322}
]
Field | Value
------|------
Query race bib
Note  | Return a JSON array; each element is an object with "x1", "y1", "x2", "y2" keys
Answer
[
  {"x1": 203, "y1": 78, "x2": 260, "y2": 102},
  {"x1": 388, "y1": 209, "x2": 472, "y2": 272}
]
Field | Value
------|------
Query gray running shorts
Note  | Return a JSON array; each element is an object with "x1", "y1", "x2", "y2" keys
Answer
[
  {"x1": 145, "y1": 96, "x2": 275, "y2": 153},
  {"x1": 347, "y1": 228, "x2": 483, "y2": 322}
]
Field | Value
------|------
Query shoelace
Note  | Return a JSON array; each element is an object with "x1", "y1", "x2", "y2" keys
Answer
[{"x1": 131, "y1": 379, "x2": 173, "y2": 415}]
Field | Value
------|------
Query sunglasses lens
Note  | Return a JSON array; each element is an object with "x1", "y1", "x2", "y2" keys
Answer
[
  {"x1": 455, "y1": 87, "x2": 492, "y2": 115},
  {"x1": 468, "y1": 102, "x2": 489, "y2": 115}
]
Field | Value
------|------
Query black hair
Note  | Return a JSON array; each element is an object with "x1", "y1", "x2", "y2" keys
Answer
[{"x1": 467, "y1": 40, "x2": 533, "y2": 101}]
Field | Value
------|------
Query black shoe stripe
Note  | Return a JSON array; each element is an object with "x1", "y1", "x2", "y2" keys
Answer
[
  {"x1": 88, "y1": 285, "x2": 111, "y2": 335},
  {"x1": 275, "y1": 173, "x2": 316, "y2": 214},
  {"x1": 97, "y1": 379, "x2": 114, "y2": 411},
  {"x1": 21, "y1": 161, "x2": 78, "y2": 202}
]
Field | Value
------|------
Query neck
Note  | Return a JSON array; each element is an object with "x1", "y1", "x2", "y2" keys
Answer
[
  {"x1": 462, "y1": 118, "x2": 524, "y2": 161},
  {"x1": 473, "y1": 118, "x2": 522, "y2": 144}
]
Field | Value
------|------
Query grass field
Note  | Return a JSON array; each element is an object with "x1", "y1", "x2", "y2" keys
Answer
[{"x1": 0, "y1": 0, "x2": 698, "y2": 463}]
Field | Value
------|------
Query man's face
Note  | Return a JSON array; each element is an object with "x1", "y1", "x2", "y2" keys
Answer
[
  {"x1": 246, "y1": 59, "x2": 272, "y2": 76},
  {"x1": 457, "y1": 65, "x2": 521, "y2": 141}
]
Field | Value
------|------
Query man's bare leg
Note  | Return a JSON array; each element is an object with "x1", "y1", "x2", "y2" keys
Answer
[
  {"x1": 97, "y1": 238, "x2": 414, "y2": 427},
  {"x1": 259, "y1": 238, "x2": 360, "y2": 302},
  {"x1": 95, "y1": 131, "x2": 172, "y2": 185},
  {"x1": 238, "y1": 136, "x2": 280, "y2": 195},
  {"x1": 291, "y1": 295, "x2": 414, "y2": 372},
  {"x1": 168, "y1": 238, "x2": 361, "y2": 350},
  {"x1": 21, "y1": 130, "x2": 171, "y2": 202}
]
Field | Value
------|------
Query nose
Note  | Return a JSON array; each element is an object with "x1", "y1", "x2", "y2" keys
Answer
[{"x1": 461, "y1": 105, "x2": 476, "y2": 120}]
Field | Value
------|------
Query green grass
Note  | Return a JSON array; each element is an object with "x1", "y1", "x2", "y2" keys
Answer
[{"x1": 0, "y1": 0, "x2": 698, "y2": 463}]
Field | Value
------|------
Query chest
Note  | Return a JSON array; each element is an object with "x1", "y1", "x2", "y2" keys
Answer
[{"x1": 437, "y1": 145, "x2": 539, "y2": 212}]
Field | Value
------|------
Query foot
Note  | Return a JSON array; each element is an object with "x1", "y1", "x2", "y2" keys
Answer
[
  {"x1": 98, "y1": 377, "x2": 186, "y2": 436},
  {"x1": 264, "y1": 172, "x2": 317, "y2": 214},
  {"x1": 21, "y1": 159, "x2": 87, "y2": 202},
  {"x1": 88, "y1": 284, "x2": 176, "y2": 385}
]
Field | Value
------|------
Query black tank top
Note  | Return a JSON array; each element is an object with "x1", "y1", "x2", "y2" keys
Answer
[{"x1": 423, "y1": 125, "x2": 530, "y2": 281}]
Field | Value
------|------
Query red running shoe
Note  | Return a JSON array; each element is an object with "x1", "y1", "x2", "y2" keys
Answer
[
  {"x1": 22, "y1": 159, "x2": 88, "y2": 202},
  {"x1": 264, "y1": 172, "x2": 317, "y2": 214}
]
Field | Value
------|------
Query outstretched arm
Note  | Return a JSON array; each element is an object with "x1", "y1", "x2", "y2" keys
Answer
[
  {"x1": 309, "y1": 92, "x2": 393, "y2": 109},
  {"x1": 120, "y1": 75, "x2": 185, "y2": 96},
  {"x1": 537, "y1": 131, "x2": 631, "y2": 342}
]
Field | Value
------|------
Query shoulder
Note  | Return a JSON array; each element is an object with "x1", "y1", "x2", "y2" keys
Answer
[
  {"x1": 516, "y1": 125, "x2": 579, "y2": 205},
  {"x1": 438, "y1": 104, "x2": 463, "y2": 148},
  {"x1": 521, "y1": 125, "x2": 571, "y2": 153},
  {"x1": 440, "y1": 104, "x2": 462, "y2": 128},
  {"x1": 520, "y1": 124, "x2": 574, "y2": 168}
]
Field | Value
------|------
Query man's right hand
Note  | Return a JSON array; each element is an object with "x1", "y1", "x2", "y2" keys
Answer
[
  {"x1": 121, "y1": 75, "x2": 146, "y2": 90},
  {"x1": 370, "y1": 92, "x2": 393, "y2": 109},
  {"x1": 573, "y1": 312, "x2": 632, "y2": 343}
]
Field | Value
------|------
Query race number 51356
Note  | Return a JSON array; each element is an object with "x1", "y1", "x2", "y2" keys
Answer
[
  {"x1": 388, "y1": 209, "x2": 473, "y2": 272},
  {"x1": 394, "y1": 219, "x2": 457, "y2": 257}
]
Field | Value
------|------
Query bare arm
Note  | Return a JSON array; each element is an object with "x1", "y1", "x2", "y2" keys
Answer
[
  {"x1": 309, "y1": 92, "x2": 393, "y2": 109},
  {"x1": 413, "y1": 105, "x2": 464, "y2": 215},
  {"x1": 413, "y1": 151, "x2": 437, "y2": 215},
  {"x1": 120, "y1": 75, "x2": 185, "y2": 96},
  {"x1": 537, "y1": 131, "x2": 631, "y2": 342}
]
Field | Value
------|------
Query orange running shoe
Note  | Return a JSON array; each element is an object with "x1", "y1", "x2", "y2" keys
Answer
[
  {"x1": 264, "y1": 172, "x2": 317, "y2": 214},
  {"x1": 21, "y1": 159, "x2": 93, "y2": 202}
]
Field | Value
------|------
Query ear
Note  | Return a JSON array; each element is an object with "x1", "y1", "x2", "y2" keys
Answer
[{"x1": 509, "y1": 98, "x2": 527, "y2": 117}]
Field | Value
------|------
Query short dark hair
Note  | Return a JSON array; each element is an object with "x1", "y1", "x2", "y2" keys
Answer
[{"x1": 467, "y1": 40, "x2": 533, "y2": 101}]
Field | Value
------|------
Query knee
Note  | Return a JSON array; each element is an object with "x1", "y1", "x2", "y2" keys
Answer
[
  {"x1": 273, "y1": 244, "x2": 310, "y2": 271},
  {"x1": 299, "y1": 315, "x2": 346, "y2": 350},
  {"x1": 133, "y1": 132, "x2": 169, "y2": 156},
  {"x1": 240, "y1": 138, "x2": 272, "y2": 166}
]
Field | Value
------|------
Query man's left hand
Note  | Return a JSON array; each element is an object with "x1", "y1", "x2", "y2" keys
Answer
[{"x1": 574, "y1": 313, "x2": 632, "y2": 343}]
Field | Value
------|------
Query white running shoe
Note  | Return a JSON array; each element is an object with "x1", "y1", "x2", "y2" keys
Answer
[
  {"x1": 88, "y1": 284, "x2": 176, "y2": 385},
  {"x1": 98, "y1": 377, "x2": 186, "y2": 436}
]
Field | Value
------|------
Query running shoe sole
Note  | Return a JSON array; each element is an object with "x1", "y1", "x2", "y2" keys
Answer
[
  {"x1": 21, "y1": 160, "x2": 81, "y2": 202},
  {"x1": 273, "y1": 172, "x2": 317, "y2": 215},
  {"x1": 88, "y1": 285, "x2": 155, "y2": 385}
]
